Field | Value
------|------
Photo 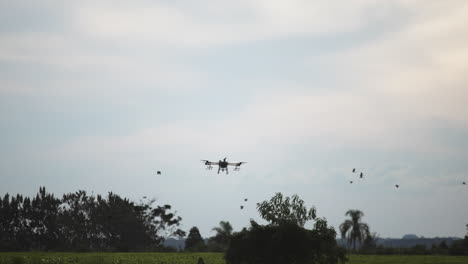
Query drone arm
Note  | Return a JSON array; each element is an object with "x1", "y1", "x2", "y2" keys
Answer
[{"x1": 227, "y1": 162, "x2": 246, "y2": 166}]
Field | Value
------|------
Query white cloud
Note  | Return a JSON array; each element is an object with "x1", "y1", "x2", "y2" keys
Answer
[
  {"x1": 321, "y1": 1, "x2": 468, "y2": 123},
  {"x1": 73, "y1": 0, "x2": 395, "y2": 46}
]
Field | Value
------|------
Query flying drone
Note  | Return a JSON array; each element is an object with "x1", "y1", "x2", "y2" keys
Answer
[{"x1": 201, "y1": 158, "x2": 246, "y2": 174}]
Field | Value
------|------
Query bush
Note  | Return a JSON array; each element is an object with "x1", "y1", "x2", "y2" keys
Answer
[{"x1": 225, "y1": 220, "x2": 346, "y2": 264}]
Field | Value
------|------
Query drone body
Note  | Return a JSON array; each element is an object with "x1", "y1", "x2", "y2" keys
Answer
[{"x1": 201, "y1": 158, "x2": 246, "y2": 174}]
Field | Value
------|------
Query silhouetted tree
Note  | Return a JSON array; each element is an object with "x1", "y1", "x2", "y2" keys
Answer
[
  {"x1": 207, "y1": 221, "x2": 233, "y2": 251},
  {"x1": 59, "y1": 190, "x2": 98, "y2": 251},
  {"x1": 185, "y1": 226, "x2": 206, "y2": 251},
  {"x1": 360, "y1": 232, "x2": 379, "y2": 254},
  {"x1": 30, "y1": 187, "x2": 62, "y2": 250},
  {"x1": 257, "y1": 193, "x2": 316, "y2": 227},
  {"x1": 0, "y1": 187, "x2": 184, "y2": 252},
  {"x1": 339, "y1": 210, "x2": 369, "y2": 251},
  {"x1": 226, "y1": 193, "x2": 346, "y2": 264}
]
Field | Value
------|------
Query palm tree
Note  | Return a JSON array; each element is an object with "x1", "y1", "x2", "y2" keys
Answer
[
  {"x1": 339, "y1": 210, "x2": 370, "y2": 251},
  {"x1": 210, "y1": 221, "x2": 233, "y2": 249}
]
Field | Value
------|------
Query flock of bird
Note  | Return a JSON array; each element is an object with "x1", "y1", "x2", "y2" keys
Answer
[
  {"x1": 351, "y1": 168, "x2": 415, "y2": 189},
  {"x1": 155, "y1": 170, "x2": 249, "y2": 210},
  {"x1": 350, "y1": 168, "x2": 466, "y2": 189},
  {"x1": 349, "y1": 168, "x2": 368, "y2": 185},
  {"x1": 240, "y1": 198, "x2": 248, "y2": 210},
  {"x1": 154, "y1": 166, "x2": 466, "y2": 210}
]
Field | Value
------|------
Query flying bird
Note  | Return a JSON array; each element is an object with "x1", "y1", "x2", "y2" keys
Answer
[
  {"x1": 157, "y1": 171, "x2": 161, "y2": 175},
  {"x1": 240, "y1": 206, "x2": 244, "y2": 210},
  {"x1": 395, "y1": 185, "x2": 399, "y2": 188},
  {"x1": 244, "y1": 198, "x2": 248, "y2": 202},
  {"x1": 463, "y1": 182, "x2": 466, "y2": 185},
  {"x1": 350, "y1": 181, "x2": 353, "y2": 184}
]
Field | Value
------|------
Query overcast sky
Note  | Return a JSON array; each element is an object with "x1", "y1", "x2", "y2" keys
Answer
[{"x1": 1, "y1": 0, "x2": 468, "y2": 239}]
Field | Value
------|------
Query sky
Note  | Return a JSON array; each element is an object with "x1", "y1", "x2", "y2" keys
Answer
[{"x1": 1, "y1": 0, "x2": 468, "y2": 239}]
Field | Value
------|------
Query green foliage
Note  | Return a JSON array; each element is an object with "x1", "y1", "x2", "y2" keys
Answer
[
  {"x1": 3, "y1": 253, "x2": 468, "y2": 264},
  {"x1": 0, "y1": 187, "x2": 184, "y2": 252},
  {"x1": 207, "y1": 221, "x2": 233, "y2": 252},
  {"x1": 360, "y1": 232, "x2": 378, "y2": 253},
  {"x1": 256, "y1": 193, "x2": 316, "y2": 227},
  {"x1": 340, "y1": 210, "x2": 370, "y2": 251},
  {"x1": 0, "y1": 253, "x2": 223, "y2": 264},
  {"x1": 226, "y1": 193, "x2": 346, "y2": 264},
  {"x1": 185, "y1": 227, "x2": 206, "y2": 252}
]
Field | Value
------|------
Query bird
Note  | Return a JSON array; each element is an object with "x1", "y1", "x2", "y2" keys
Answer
[
  {"x1": 240, "y1": 206, "x2": 244, "y2": 210},
  {"x1": 360, "y1": 172, "x2": 364, "y2": 178},
  {"x1": 395, "y1": 185, "x2": 399, "y2": 188},
  {"x1": 352, "y1": 168, "x2": 356, "y2": 173},
  {"x1": 463, "y1": 182, "x2": 466, "y2": 185},
  {"x1": 244, "y1": 198, "x2": 248, "y2": 202},
  {"x1": 350, "y1": 181, "x2": 353, "y2": 184},
  {"x1": 143, "y1": 196, "x2": 147, "y2": 199},
  {"x1": 157, "y1": 171, "x2": 161, "y2": 175}
]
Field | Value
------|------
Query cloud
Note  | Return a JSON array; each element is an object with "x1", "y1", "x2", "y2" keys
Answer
[
  {"x1": 2, "y1": 0, "x2": 468, "y2": 238},
  {"x1": 321, "y1": 1, "x2": 468, "y2": 123},
  {"x1": 74, "y1": 0, "x2": 398, "y2": 46}
]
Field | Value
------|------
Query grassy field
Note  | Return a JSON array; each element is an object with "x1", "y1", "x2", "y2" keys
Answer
[{"x1": 1, "y1": 253, "x2": 468, "y2": 264}]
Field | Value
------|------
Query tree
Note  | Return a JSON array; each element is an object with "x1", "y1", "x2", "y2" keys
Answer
[
  {"x1": 256, "y1": 193, "x2": 316, "y2": 227},
  {"x1": 185, "y1": 226, "x2": 206, "y2": 251},
  {"x1": 0, "y1": 187, "x2": 185, "y2": 252},
  {"x1": 360, "y1": 232, "x2": 379, "y2": 254},
  {"x1": 208, "y1": 221, "x2": 233, "y2": 251},
  {"x1": 226, "y1": 193, "x2": 346, "y2": 264},
  {"x1": 339, "y1": 210, "x2": 370, "y2": 251},
  {"x1": 30, "y1": 187, "x2": 61, "y2": 250},
  {"x1": 466, "y1": 224, "x2": 468, "y2": 240}
]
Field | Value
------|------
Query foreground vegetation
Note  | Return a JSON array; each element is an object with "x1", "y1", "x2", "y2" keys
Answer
[{"x1": 1, "y1": 253, "x2": 468, "y2": 264}]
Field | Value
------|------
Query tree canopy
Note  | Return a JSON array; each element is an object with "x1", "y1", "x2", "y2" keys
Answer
[
  {"x1": 0, "y1": 187, "x2": 184, "y2": 251},
  {"x1": 256, "y1": 192, "x2": 316, "y2": 227},
  {"x1": 339, "y1": 209, "x2": 370, "y2": 251},
  {"x1": 207, "y1": 221, "x2": 233, "y2": 252},
  {"x1": 226, "y1": 193, "x2": 346, "y2": 264},
  {"x1": 185, "y1": 226, "x2": 206, "y2": 252}
]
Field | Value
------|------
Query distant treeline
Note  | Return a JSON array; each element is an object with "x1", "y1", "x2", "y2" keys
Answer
[
  {"x1": 340, "y1": 236, "x2": 468, "y2": 256},
  {"x1": 0, "y1": 187, "x2": 185, "y2": 252}
]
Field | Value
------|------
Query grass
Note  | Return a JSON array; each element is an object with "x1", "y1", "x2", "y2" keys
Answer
[
  {"x1": 1, "y1": 253, "x2": 468, "y2": 264},
  {"x1": 349, "y1": 254, "x2": 468, "y2": 264}
]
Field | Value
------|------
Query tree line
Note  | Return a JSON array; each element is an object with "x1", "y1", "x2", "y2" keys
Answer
[
  {"x1": 338, "y1": 209, "x2": 468, "y2": 256},
  {"x1": 0, "y1": 187, "x2": 185, "y2": 251}
]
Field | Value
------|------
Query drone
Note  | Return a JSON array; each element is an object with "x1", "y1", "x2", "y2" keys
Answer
[{"x1": 201, "y1": 158, "x2": 246, "y2": 174}]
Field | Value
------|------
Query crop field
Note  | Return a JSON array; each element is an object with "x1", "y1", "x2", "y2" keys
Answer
[{"x1": 1, "y1": 253, "x2": 468, "y2": 264}]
